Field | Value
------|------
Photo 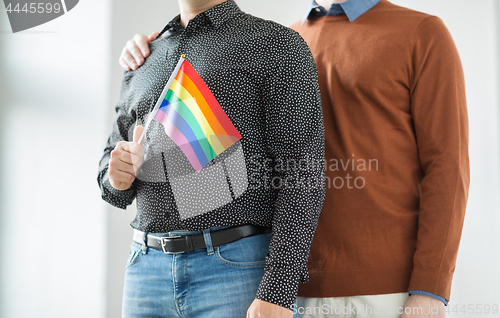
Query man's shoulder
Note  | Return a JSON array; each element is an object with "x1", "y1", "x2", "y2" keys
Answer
[
  {"x1": 378, "y1": 2, "x2": 452, "y2": 42},
  {"x1": 234, "y1": 13, "x2": 307, "y2": 48},
  {"x1": 373, "y1": 1, "x2": 440, "y2": 28},
  {"x1": 292, "y1": 1, "x2": 439, "y2": 31}
]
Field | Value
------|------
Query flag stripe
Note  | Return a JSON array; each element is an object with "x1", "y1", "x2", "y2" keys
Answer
[
  {"x1": 152, "y1": 57, "x2": 242, "y2": 172},
  {"x1": 174, "y1": 69, "x2": 234, "y2": 149},
  {"x1": 154, "y1": 108, "x2": 204, "y2": 172},
  {"x1": 168, "y1": 79, "x2": 225, "y2": 155},
  {"x1": 155, "y1": 106, "x2": 210, "y2": 166},
  {"x1": 179, "y1": 61, "x2": 242, "y2": 140},
  {"x1": 162, "y1": 89, "x2": 216, "y2": 159}
]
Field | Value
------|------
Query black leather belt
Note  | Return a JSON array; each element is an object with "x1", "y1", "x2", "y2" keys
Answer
[{"x1": 133, "y1": 225, "x2": 271, "y2": 254}]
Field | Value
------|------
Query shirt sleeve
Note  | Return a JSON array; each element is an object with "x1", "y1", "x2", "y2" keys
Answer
[
  {"x1": 407, "y1": 16, "x2": 470, "y2": 301},
  {"x1": 97, "y1": 71, "x2": 139, "y2": 209},
  {"x1": 408, "y1": 290, "x2": 448, "y2": 306},
  {"x1": 255, "y1": 29, "x2": 326, "y2": 309}
]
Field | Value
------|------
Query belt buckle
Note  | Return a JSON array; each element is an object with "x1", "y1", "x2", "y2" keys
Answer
[{"x1": 160, "y1": 235, "x2": 183, "y2": 254}]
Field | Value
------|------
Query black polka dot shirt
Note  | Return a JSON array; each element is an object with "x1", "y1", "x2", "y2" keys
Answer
[{"x1": 97, "y1": 0, "x2": 325, "y2": 309}]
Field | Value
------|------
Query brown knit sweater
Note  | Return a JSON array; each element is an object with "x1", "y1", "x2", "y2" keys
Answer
[{"x1": 290, "y1": 0, "x2": 469, "y2": 301}]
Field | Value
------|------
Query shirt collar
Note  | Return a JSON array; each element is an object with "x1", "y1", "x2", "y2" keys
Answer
[
  {"x1": 203, "y1": 0, "x2": 243, "y2": 28},
  {"x1": 302, "y1": 0, "x2": 380, "y2": 25},
  {"x1": 157, "y1": 0, "x2": 243, "y2": 38}
]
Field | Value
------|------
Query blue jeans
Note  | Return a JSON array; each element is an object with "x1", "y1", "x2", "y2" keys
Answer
[{"x1": 122, "y1": 227, "x2": 271, "y2": 318}]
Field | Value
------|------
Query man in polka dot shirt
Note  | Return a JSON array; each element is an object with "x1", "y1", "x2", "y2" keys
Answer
[
  {"x1": 100, "y1": 0, "x2": 326, "y2": 317},
  {"x1": 121, "y1": 0, "x2": 470, "y2": 318}
]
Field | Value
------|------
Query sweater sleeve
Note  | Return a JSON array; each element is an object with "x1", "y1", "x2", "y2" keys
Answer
[
  {"x1": 408, "y1": 16, "x2": 470, "y2": 301},
  {"x1": 97, "y1": 71, "x2": 139, "y2": 209},
  {"x1": 255, "y1": 29, "x2": 326, "y2": 309}
]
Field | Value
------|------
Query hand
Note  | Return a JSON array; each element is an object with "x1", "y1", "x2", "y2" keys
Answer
[
  {"x1": 247, "y1": 299, "x2": 293, "y2": 318},
  {"x1": 400, "y1": 294, "x2": 446, "y2": 318},
  {"x1": 108, "y1": 126, "x2": 145, "y2": 190},
  {"x1": 119, "y1": 32, "x2": 159, "y2": 71}
]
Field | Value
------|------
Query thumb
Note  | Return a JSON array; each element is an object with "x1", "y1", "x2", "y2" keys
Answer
[
  {"x1": 149, "y1": 31, "x2": 160, "y2": 42},
  {"x1": 133, "y1": 125, "x2": 145, "y2": 144}
]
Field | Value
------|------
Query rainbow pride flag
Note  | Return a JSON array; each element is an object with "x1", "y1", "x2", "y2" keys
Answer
[{"x1": 140, "y1": 56, "x2": 242, "y2": 172}]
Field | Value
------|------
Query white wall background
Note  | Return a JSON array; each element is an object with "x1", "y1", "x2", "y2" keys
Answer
[
  {"x1": 0, "y1": 1, "x2": 499, "y2": 317},
  {"x1": 0, "y1": 0, "x2": 111, "y2": 317}
]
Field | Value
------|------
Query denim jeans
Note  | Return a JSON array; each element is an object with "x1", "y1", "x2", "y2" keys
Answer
[{"x1": 122, "y1": 226, "x2": 271, "y2": 318}]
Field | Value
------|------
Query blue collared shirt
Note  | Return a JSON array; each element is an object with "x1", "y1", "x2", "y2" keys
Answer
[
  {"x1": 302, "y1": 0, "x2": 380, "y2": 24},
  {"x1": 300, "y1": 0, "x2": 449, "y2": 307}
]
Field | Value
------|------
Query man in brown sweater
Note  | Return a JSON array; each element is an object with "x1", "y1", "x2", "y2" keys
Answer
[{"x1": 118, "y1": 0, "x2": 469, "y2": 317}]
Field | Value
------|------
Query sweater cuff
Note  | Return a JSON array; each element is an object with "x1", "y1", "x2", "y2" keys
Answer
[
  {"x1": 408, "y1": 290, "x2": 449, "y2": 306},
  {"x1": 255, "y1": 267, "x2": 301, "y2": 310},
  {"x1": 408, "y1": 267, "x2": 453, "y2": 302}
]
